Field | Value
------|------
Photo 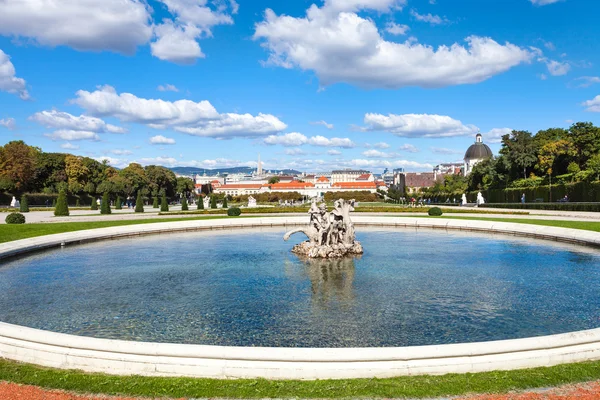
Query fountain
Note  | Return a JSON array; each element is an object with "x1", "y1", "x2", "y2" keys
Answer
[{"x1": 284, "y1": 199, "x2": 363, "y2": 258}]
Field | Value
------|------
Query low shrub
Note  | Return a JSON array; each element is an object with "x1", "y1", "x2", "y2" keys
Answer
[
  {"x1": 5, "y1": 212, "x2": 25, "y2": 224},
  {"x1": 100, "y1": 192, "x2": 111, "y2": 214},
  {"x1": 197, "y1": 197, "x2": 204, "y2": 210},
  {"x1": 135, "y1": 192, "x2": 144, "y2": 213},
  {"x1": 19, "y1": 195, "x2": 29, "y2": 213},
  {"x1": 153, "y1": 197, "x2": 159, "y2": 208},
  {"x1": 115, "y1": 196, "x2": 122, "y2": 210},
  {"x1": 90, "y1": 199, "x2": 98, "y2": 210},
  {"x1": 222, "y1": 197, "x2": 228, "y2": 208},
  {"x1": 428, "y1": 207, "x2": 443, "y2": 216},
  {"x1": 227, "y1": 207, "x2": 242, "y2": 216},
  {"x1": 181, "y1": 196, "x2": 188, "y2": 211},
  {"x1": 161, "y1": 194, "x2": 169, "y2": 212}
]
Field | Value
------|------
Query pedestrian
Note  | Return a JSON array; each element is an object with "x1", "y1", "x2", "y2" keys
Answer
[{"x1": 521, "y1": 193, "x2": 526, "y2": 204}]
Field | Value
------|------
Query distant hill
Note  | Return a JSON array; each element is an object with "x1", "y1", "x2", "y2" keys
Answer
[{"x1": 168, "y1": 166, "x2": 302, "y2": 176}]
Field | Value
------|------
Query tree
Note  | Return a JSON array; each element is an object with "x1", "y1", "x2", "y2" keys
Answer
[
  {"x1": 210, "y1": 196, "x2": 217, "y2": 209},
  {"x1": 161, "y1": 193, "x2": 169, "y2": 212},
  {"x1": 115, "y1": 195, "x2": 122, "y2": 210},
  {"x1": 135, "y1": 192, "x2": 144, "y2": 213},
  {"x1": 100, "y1": 192, "x2": 111, "y2": 214},
  {"x1": 19, "y1": 195, "x2": 29, "y2": 213},
  {"x1": 153, "y1": 196, "x2": 159, "y2": 208},
  {"x1": 198, "y1": 196, "x2": 204, "y2": 210},
  {"x1": 181, "y1": 196, "x2": 188, "y2": 211},
  {"x1": 268, "y1": 176, "x2": 280, "y2": 184},
  {"x1": 176, "y1": 176, "x2": 194, "y2": 198},
  {"x1": 587, "y1": 154, "x2": 600, "y2": 181},
  {"x1": 222, "y1": 197, "x2": 228, "y2": 208},
  {"x1": 54, "y1": 190, "x2": 69, "y2": 216},
  {"x1": 0, "y1": 141, "x2": 40, "y2": 192},
  {"x1": 119, "y1": 163, "x2": 149, "y2": 196},
  {"x1": 64, "y1": 155, "x2": 89, "y2": 194},
  {"x1": 91, "y1": 198, "x2": 98, "y2": 210},
  {"x1": 146, "y1": 165, "x2": 177, "y2": 198},
  {"x1": 500, "y1": 130, "x2": 538, "y2": 179},
  {"x1": 537, "y1": 139, "x2": 576, "y2": 177},
  {"x1": 568, "y1": 122, "x2": 600, "y2": 168}
]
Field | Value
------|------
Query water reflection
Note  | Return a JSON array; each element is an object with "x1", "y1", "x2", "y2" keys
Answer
[{"x1": 301, "y1": 256, "x2": 357, "y2": 308}]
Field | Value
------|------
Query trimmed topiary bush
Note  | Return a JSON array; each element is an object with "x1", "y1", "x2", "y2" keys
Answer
[
  {"x1": 222, "y1": 197, "x2": 228, "y2": 208},
  {"x1": 161, "y1": 193, "x2": 169, "y2": 212},
  {"x1": 198, "y1": 196, "x2": 204, "y2": 210},
  {"x1": 227, "y1": 207, "x2": 241, "y2": 217},
  {"x1": 52, "y1": 198, "x2": 56, "y2": 207},
  {"x1": 181, "y1": 196, "x2": 188, "y2": 211},
  {"x1": 428, "y1": 207, "x2": 443, "y2": 216},
  {"x1": 210, "y1": 196, "x2": 217, "y2": 209},
  {"x1": 153, "y1": 196, "x2": 159, "y2": 208},
  {"x1": 135, "y1": 192, "x2": 144, "y2": 213},
  {"x1": 19, "y1": 195, "x2": 29, "y2": 213},
  {"x1": 75, "y1": 199, "x2": 80, "y2": 207},
  {"x1": 91, "y1": 199, "x2": 98, "y2": 210},
  {"x1": 54, "y1": 190, "x2": 69, "y2": 216},
  {"x1": 115, "y1": 196, "x2": 122, "y2": 210},
  {"x1": 5, "y1": 212, "x2": 25, "y2": 224},
  {"x1": 100, "y1": 192, "x2": 111, "y2": 214}
]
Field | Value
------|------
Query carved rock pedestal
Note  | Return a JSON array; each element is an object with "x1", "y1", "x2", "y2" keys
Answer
[{"x1": 291, "y1": 241, "x2": 363, "y2": 258}]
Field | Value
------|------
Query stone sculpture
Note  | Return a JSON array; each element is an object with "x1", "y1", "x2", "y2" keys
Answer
[
  {"x1": 461, "y1": 193, "x2": 467, "y2": 205},
  {"x1": 203, "y1": 196, "x2": 210, "y2": 209},
  {"x1": 476, "y1": 192, "x2": 485, "y2": 206},
  {"x1": 248, "y1": 196, "x2": 257, "y2": 208},
  {"x1": 284, "y1": 199, "x2": 363, "y2": 258}
]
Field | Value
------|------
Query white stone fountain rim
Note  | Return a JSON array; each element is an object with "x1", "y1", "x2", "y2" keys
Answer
[{"x1": 0, "y1": 216, "x2": 599, "y2": 379}]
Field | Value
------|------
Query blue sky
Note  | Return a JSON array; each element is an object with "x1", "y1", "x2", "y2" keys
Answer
[{"x1": 1, "y1": 0, "x2": 600, "y2": 173}]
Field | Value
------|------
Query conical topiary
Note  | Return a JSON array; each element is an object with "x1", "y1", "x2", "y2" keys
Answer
[
  {"x1": 161, "y1": 193, "x2": 169, "y2": 212},
  {"x1": 210, "y1": 196, "x2": 217, "y2": 209},
  {"x1": 54, "y1": 190, "x2": 69, "y2": 216},
  {"x1": 135, "y1": 192, "x2": 144, "y2": 213},
  {"x1": 198, "y1": 196, "x2": 204, "y2": 210},
  {"x1": 222, "y1": 197, "x2": 228, "y2": 208},
  {"x1": 75, "y1": 199, "x2": 80, "y2": 207},
  {"x1": 19, "y1": 195, "x2": 29, "y2": 213},
  {"x1": 181, "y1": 196, "x2": 188, "y2": 211},
  {"x1": 100, "y1": 192, "x2": 111, "y2": 214},
  {"x1": 115, "y1": 195, "x2": 122, "y2": 210},
  {"x1": 153, "y1": 196, "x2": 159, "y2": 208},
  {"x1": 91, "y1": 199, "x2": 98, "y2": 210}
]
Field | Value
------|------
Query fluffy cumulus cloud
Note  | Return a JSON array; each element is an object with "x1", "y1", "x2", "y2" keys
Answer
[
  {"x1": 483, "y1": 127, "x2": 512, "y2": 144},
  {"x1": 30, "y1": 109, "x2": 126, "y2": 141},
  {"x1": 264, "y1": 132, "x2": 355, "y2": 147},
  {"x1": 253, "y1": 2, "x2": 532, "y2": 89},
  {"x1": 430, "y1": 147, "x2": 462, "y2": 155},
  {"x1": 361, "y1": 113, "x2": 478, "y2": 138},
  {"x1": 327, "y1": 149, "x2": 342, "y2": 155},
  {"x1": 345, "y1": 159, "x2": 434, "y2": 170},
  {"x1": 72, "y1": 85, "x2": 286, "y2": 138},
  {"x1": 0, "y1": 0, "x2": 238, "y2": 64},
  {"x1": 0, "y1": 117, "x2": 16, "y2": 130},
  {"x1": 410, "y1": 9, "x2": 446, "y2": 25},
  {"x1": 149, "y1": 135, "x2": 176, "y2": 145},
  {"x1": 530, "y1": 0, "x2": 562, "y2": 5},
  {"x1": 135, "y1": 156, "x2": 255, "y2": 169},
  {"x1": 362, "y1": 149, "x2": 396, "y2": 158},
  {"x1": 398, "y1": 143, "x2": 419, "y2": 153},
  {"x1": 582, "y1": 95, "x2": 600, "y2": 112},
  {"x1": 60, "y1": 143, "x2": 79, "y2": 150},
  {"x1": 310, "y1": 120, "x2": 334, "y2": 129},
  {"x1": 385, "y1": 22, "x2": 409, "y2": 35},
  {"x1": 157, "y1": 84, "x2": 179, "y2": 92},
  {"x1": 545, "y1": 59, "x2": 570, "y2": 76},
  {"x1": 0, "y1": 49, "x2": 29, "y2": 100}
]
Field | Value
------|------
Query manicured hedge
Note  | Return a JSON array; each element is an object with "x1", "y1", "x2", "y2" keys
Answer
[
  {"x1": 5, "y1": 212, "x2": 25, "y2": 224},
  {"x1": 227, "y1": 207, "x2": 241, "y2": 216},
  {"x1": 483, "y1": 202, "x2": 600, "y2": 212},
  {"x1": 428, "y1": 207, "x2": 443, "y2": 216}
]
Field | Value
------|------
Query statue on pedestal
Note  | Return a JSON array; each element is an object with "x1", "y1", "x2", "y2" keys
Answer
[
  {"x1": 248, "y1": 196, "x2": 257, "y2": 208},
  {"x1": 284, "y1": 199, "x2": 363, "y2": 258},
  {"x1": 203, "y1": 196, "x2": 210, "y2": 209}
]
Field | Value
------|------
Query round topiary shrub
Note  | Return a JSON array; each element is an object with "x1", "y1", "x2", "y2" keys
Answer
[
  {"x1": 6, "y1": 212, "x2": 26, "y2": 224},
  {"x1": 227, "y1": 207, "x2": 241, "y2": 217},
  {"x1": 428, "y1": 207, "x2": 443, "y2": 216}
]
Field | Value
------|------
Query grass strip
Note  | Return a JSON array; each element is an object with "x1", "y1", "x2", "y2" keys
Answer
[
  {"x1": 441, "y1": 216, "x2": 600, "y2": 232},
  {"x1": 1, "y1": 358, "x2": 600, "y2": 399},
  {"x1": 0, "y1": 215, "x2": 248, "y2": 244}
]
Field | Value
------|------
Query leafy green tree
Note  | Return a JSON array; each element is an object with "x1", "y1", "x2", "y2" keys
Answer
[
  {"x1": 537, "y1": 139, "x2": 576, "y2": 177},
  {"x1": 567, "y1": 162, "x2": 581, "y2": 181},
  {"x1": 153, "y1": 197, "x2": 159, "y2": 208},
  {"x1": 568, "y1": 122, "x2": 600, "y2": 168},
  {"x1": 161, "y1": 193, "x2": 169, "y2": 212},
  {"x1": 210, "y1": 196, "x2": 217, "y2": 209},
  {"x1": 198, "y1": 196, "x2": 204, "y2": 210},
  {"x1": 84, "y1": 182, "x2": 95, "y2": 196},
  {"x1": 100, "y1": 192, "x2": 111, "y2": 214},
  {"x1": 0, "y1": 141, "x2": 40, "y2": 192},
  {"x1": 135, "y1": 192, "x2": 144, "y2": 213},
  {"x1": 146, "y1": 165, "x2": 177, "y2": 198},
  {"x1": 54, "y1": 190, "x2": 69, "y2": 216},
  {"x1": 19, "y1": 195, "x2": 29, "y2": 213},
  {"x1": 268, "y1": 176, "x2": 280, "y2": 184},
  {"x1": 500, "y1": 130, "x2": 538, "y2": 179},
  {"x1": 587, "y1": 154, "x2": 600, "y2": 181},
  {"x1": 115, "y1": 195, "x2": 122, "y2": 210},
  {"x1": 176, "y1": 176, "x2": 194, "y2": 197},
  {"x1": 119, "y1": 163, "x2": 149, "y2": 196},
  {"x1": 181, "y1": 196, "x2": 188, "y2": 211},
  {"x1": 91, "y1": 198, "x2": 98, "y2": 210}
]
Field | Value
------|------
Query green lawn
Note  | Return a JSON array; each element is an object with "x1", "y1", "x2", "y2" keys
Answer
[
  {"x1": 1, "y1": 358, "x2": 600, "y2": 399},
  {"x1": 442, "y1": 216, "x2": 600, "y2": 232}
]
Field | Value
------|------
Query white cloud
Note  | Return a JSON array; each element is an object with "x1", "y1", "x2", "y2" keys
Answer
[
  {"x1": 327, "y1": 149, "x2": 342, "y2": 155},
  {"x1": 385, "y1": 22, "x2": 409, "y2": 36},
  {"x1": 546, "y1": 59, "x2": 570, "y2": 76},
  {"x1": 582, "y1": 95, "x2": 600, "y2": 112},
  {"x1": 323, "y1": 0, "x2": 407, "y2": 14},
  {"x1": 45, "y1": 130, "x2": 100, "y2": 141},
  {"x1": 285, "y1": 148, "x2": 306, "y2": 155},
  {"x1": 72, "y1": 85, "x2": 286, "y2": 138},
  {"x1": 60, "y1": 142, "x2": 79, "y2": 150},
  {"x1": 373, "y1": 142, "x2": 390, "y2": 149},
  {"x1": 264, "y1": 132, "x2": 355, "y2": 147},
  {"x1": 362, "y1": 149, "x2": 396, "y2": 158},
  {"x1": 530, "y1": 0, "x2": 562, "y2": 5},
  {"x1": 430, "y1": 147, "x2": 462, "y2": 155},
  {"x1": 254, "y1": 4, "x2": 531, "y2": 89},
  {"x1": 346, "y1": 159, "x2": 433, "y2": 171},
  {"x1": 361, "y1": 113, "x2": 478, "y2": 137},
  {"x1": 30, "y1": 110, "x2": 126, "y2": 133},
  {"x1": 0, "y1": 117, "x2": 16, "y2": 130},
  {"x1": 310, "y1": 120, "x2": 334, "y2": 129},
  {"x1": 149, "y1": 135, "x2": 176, "y2": 145},
  {"x1": 543, "y1": 41, "x2": 556, "y2": 51},
  {"x1": 94, "y1": 156, "x2": 127, "y2": 167},
  {"x1": 135, "y1": 156, "x2": 254, "y2": 169},
  {"x1": 0, "y1": 0, "x2": 152, "y2": 54},
  {"x1": 110, "y1": 149, "x2": 133, "y2": 155},
  {"x1": 483, "y1": 127, "x2": 512, "y2": 144},
  {"x1": 307, "y1": 135, "x2": 355, "y2": 148},
  {"x1": 0, "y1": 49, "x2": 29, "y2": 100},
  {"x1": 157, "y1": 84, "x2": 179, "y2": 92},
  {"x1": 151, "y1": 21, "x2": 204, "y2": 64},
  {"x1": 398, "y1": 143, "x2": 419, "y2": 153},
  {"x1": 410, "y1": 9, "x2": 446, "y2": 25},
  {"x1": 572, "y1": 76, "x2": 600, "y2": 88}
]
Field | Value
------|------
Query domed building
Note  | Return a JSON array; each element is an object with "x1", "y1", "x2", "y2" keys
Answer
[{"x1": 463, "y1": 133, "x2": 493, "y2": 176}]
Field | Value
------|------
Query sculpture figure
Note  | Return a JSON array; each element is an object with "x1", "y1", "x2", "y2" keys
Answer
[
  {"x1": 284, "y1": 198, "x2": 363, "y2": 258},
  {"x1": 248, "y1": 196, "x2": 257, "y2": 208},
  {"x1": 203, "y1": 196, "x2": 210, "y2": 209},
  {"x1": 476, "y1": 192, "x2": 485, "y2": 206},
  {"x1": 461, "y1": 193, "x2": 467, "y2": 205}
]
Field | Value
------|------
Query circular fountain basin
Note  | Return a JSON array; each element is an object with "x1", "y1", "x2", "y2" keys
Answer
[{"x1": 0, "y1": 216, "x2": 599, "y2": 379}]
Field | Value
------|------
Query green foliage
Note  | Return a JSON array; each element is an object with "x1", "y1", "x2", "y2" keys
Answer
[
  {"x1": 135, "y1": 192, "x2": 144, "y2": 213},
  {"x1": 5, "y1": 212, "x2": 25, "y2": 224},
  {"x1": 52, "y1": 198, "x2": 56, "y2": 207},
  {"x1": 210, "y1": 196, "x2": 217, "y2": 209},
  {"x1": 587, "y1": 153, "x2": 600, "y2": 180},
  {"x1": 115, "y1": 196, "x2": 122, "y2": 210},
  {"x1": 227, "y1": 207, "x2": 241, "y2": 216},
  {"x1": 500, "y1": 130, "x2": 538, "y2": 178},
  {"x1": 54, "y1": 190, "x2": 69, "y2": 216},
  {"x1": 428, "y1": 207, "x2": 443, "y2": 216},
  {"x1": 90, "y1": 199, "x2": 98, "y2": 210},
  {"x1": 181, "y1": 196, "x2": 188, "y2": 211},
  {"x1": 19, "y1": 195, "x2": 29, "y2": 213},
  {"x1": 75, "y1": 199, "x2": 80, "y2": 207},
  {"x1": 198, "y1": 196, "x2": 204, "y2": 209},
  {"x1": 161, "y1": 193, "x2": 169, "y2": 212},
  {"x1": 222, "y1": 197, "x2": 228, "y2": 208},
  {"x1": 100, "y1": 192, "x2": 111, "y2": 214},
  {"x1": 152, "y1": 197, "x2": 159, "y2": 208},
  {"x1": 268, "y1": 176, "x2": 280, "y2": 184}
]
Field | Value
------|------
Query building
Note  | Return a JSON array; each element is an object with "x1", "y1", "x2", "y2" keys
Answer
[
  {"x1": 464, "y1": 133, "x2": 493, "y2": 176},
  {"x1": 214, "y1": 183, "x2": 265, "y2": 197},
  {"x1": 395, "y1": 172, "x2": 443, "y2": 194},
  {"x1": 434, "y1": 163, "x2": 463, "y2": 176},
  {"x1": 330, "y1": 170, "x2": 371, "y2": 184},
  {"x1": 195, "y1": 173, "x2": 225, "y2": 185}
]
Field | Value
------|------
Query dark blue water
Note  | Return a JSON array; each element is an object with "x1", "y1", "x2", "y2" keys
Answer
[{"x1": 0, "y1": 227, "x2": 599, "y2": 347}]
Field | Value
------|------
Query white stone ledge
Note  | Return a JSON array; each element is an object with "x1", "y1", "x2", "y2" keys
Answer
[{"x1": 1, "y1": 216, "x2": 600, "y2": 379}]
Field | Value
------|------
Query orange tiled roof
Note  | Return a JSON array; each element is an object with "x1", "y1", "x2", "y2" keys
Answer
[
  {"x1": 271, "y1": 181, "x2": 315, "y2": 190},
  {"x1": 356, "y1": 173, "x2": 372, "y2": 180},
  {"x1": 317, "y1": 176, "x2": 329, "y2": 182},
  {"x1": 332, "y1": 182, "x2": 377, "y2": 189},
  {"x1": 218, "y1": 184, "x2": 263, "y2": 189}
]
